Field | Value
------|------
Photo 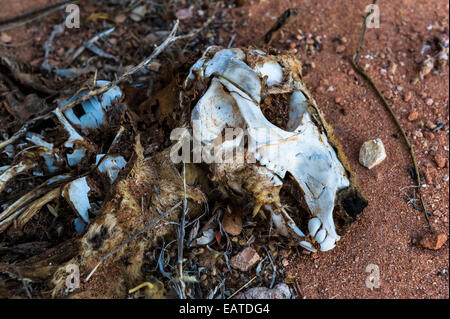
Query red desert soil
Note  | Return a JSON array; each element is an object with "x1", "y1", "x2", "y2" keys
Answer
[{"x1": 1, "y1": 0, "x2": 448, "y2": 299}]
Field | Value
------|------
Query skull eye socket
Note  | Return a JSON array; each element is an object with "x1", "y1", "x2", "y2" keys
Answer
[{"x1": 259, "y1": 94, "x2": 291, "y2": 131}]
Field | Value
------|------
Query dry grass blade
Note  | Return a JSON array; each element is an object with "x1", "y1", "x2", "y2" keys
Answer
[
  {"x1": 228, "y1": 276, "x2": 257, "y2": 299},
  {"x1": 0, "y1": 174, "x2": 71, "y2": 223},
  {"x1": 16, "y1": 187, "x2": 62, "y2": 227},
  {"x1": 68, "y1": 27, "x2": 116, "y2": 65},
  {"x1": 262, "y1": 8, "x2": 298, "y2": 45},
  {"x1": 0, "y1": 174, "x2": 72, "y2": 233},
  {"x1": 177, "y1": 162, "x2": 187, "y2": 298}
]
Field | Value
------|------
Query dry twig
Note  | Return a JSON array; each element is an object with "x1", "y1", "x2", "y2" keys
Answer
[{"x1": 262, "y1": 8, "x2": 298, "y2": 45}]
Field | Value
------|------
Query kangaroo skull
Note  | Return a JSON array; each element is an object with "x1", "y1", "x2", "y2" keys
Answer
[{"x1": 184, "y1": 46, "x2": 367, "y2": 252}]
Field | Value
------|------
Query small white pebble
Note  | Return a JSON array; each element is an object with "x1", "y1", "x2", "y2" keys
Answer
[{"x1": 359, "y1": 138, "x2": 387, "y2": 169}]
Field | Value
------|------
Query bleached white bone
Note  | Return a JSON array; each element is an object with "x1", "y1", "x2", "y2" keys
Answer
[
  {"x1": 63, "y1": 176, "x2": 91, "y2": 223},
  {"x1": 254, "y1": 61, "x2": 283, "y2": 87},
  {"x1": 54, "y1": 107, "x2": 87, "y2": 167},
  {"x1": 96, "y1": 154, "x2": 127, "y2": 183},
  {"x1": 308, "y1": 217, "x2": 321, "y2": 237},
  {"x1": 191, "y1": 78, "x2": 244, "y2": 144},
  {"x1": 26, "y1": 133, "x2": 62, "y2": 173},
  {"x1": 220, "y1": 77, "x2": 348, "y2": 243}
]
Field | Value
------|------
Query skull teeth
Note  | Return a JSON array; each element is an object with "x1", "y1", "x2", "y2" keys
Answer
[
  {"x1": 305, "y1": 217, "x2": 338, "y2": 251},
  {"x1": 319, "y1": 235, "x2": 336, "y2": 251},
  {"x1": 308, "y1": 217, "x2": 321, "y2": 237},
  {"x1": 315, "y1": 229, "x2": 327, "y2": 244}
]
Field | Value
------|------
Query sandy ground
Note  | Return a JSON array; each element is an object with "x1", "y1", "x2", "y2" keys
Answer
[
  {"x1": 228, "y1": 0, "x2": 449, "y2": 299},
  {"x1": 0, "y1": 0, "x2": 448, "y2": 299}
]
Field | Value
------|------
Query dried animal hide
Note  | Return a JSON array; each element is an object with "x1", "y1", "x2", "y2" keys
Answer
[{"x1": 51, "y1": 138, "x2": 206, "y2": 298}]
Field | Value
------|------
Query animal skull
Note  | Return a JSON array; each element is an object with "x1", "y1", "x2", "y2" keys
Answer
[{"x1": 185, "y1": 46, "x2": 367, "y2": 252}]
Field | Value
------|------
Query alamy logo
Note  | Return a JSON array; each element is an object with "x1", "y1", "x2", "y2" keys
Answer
[
  {"x1": 365, "y1": 263, "x2": 380, "y2": 290},
  {"x1": 65, "y1": 4, "x2": 80, "y2": 28},
  {"x1": 365, "y1": 4, "x2": 380, "y2": 28},
  {"x1": 65, "y1": 263, "x2": 80, "y2": 290}
]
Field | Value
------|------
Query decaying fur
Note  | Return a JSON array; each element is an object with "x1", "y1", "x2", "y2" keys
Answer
[{"x1": 51, "y1": 138, "x2": 206, "y2": 298}]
